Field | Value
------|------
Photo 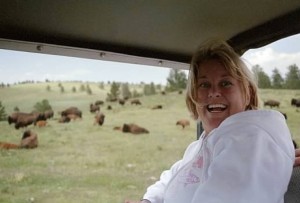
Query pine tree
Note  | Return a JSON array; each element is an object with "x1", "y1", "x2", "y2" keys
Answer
[
  {"x1": 285, "y1": 64, "x2": 300, "y2": 89},
  {"x1": 33, "y1": 99, "x2": 52, "y2": 112},
  {"x1": 0, "y1": 101, "x2": 7, "y2": 121},
  {"x1": 252, "y1": 65, "x2": 271, "y2": 88},
  {"x1": 166, "y1": 69, "x2": 187, "y2": 91},
  {"x1": 271, "y1": 68, "x2": 284, "y2": 89}
]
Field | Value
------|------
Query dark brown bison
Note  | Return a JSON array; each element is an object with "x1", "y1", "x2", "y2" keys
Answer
[
  {"x1": 264, "y1": 99, "x2": 280, "y2": 108},
  {"x1": 95, "y1": 100, "x2": 104, "y2": 105},
  {"x1": 44, "y1": 109, "x2": 54, "y2": 119},
  {"x1": 61, "y1": 107, "x2": 82, "y2": 118},
  {"x1": 131, "y1": 99, "x2": 141, "y2": 105},
  {"x1": 152, "y1": 105, "x2": 163, "y2": 110},
  {"x1": 90, "y1": 103, "x2": 100, "y2": 113},
  {"x1": 176, "y1": 119, "x2": 190, "y2": 129},
  {"x1": 20, "y1": 130, "x2": 38, "y2": 149},
  {"x1": 94, "y1": 112, "x2": 105, "y2": 126},
  {"x1": 119, "y1": 99, "x2": 125, "y2": 106},
  {"x1": 10, "y1": 112, "x2": 46, "y2": 129},
  {"x1": 58, "y1": 116, "x2": 71, "y2": 123},
  {"x1": 291, "y1": 98, "x2": 300, "y2": 107},
  {"x1": 122, "y1": 123, "x2": 149, "y2": 134},
  {"x1": 107, "y1": 105, "x2": 112, "y2": 110}
]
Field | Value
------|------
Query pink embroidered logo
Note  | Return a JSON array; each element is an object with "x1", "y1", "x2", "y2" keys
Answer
[{"x1": 192, "y1": 155, "x2": 203, "y2": 168}]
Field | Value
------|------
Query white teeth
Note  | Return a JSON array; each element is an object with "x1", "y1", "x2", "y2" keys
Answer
[{"x1": 208, "y1": 104, "x2": 226, "y2": 108}]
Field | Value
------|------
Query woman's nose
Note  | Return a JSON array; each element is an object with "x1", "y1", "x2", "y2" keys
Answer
[{"x1": 208, "y1": 86, "x2": 221, "y2": 98}]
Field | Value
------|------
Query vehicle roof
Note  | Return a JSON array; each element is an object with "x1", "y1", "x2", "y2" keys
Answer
[{"x1": 1, "y1": 1, "x2": 300, "y2": 69}]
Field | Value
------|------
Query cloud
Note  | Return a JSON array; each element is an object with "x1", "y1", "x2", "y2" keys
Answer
[{"x1": 243, "y1": 47, "x2": 300, "y2": 76}]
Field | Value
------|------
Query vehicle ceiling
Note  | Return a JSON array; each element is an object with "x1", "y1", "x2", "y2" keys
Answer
[{"x1": 1, "y1": 1, "x2": 300, "y2": 69}]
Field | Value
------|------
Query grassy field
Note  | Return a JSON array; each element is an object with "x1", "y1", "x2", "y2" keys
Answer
[{"x1": 0, "y1": 82, "x2": 299, "y2": 203}]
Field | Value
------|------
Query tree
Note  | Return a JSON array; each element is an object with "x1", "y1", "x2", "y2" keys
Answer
[
  {"x1": 86, "y1": 84, "x2": 92, "y2": 95},
  {"x1": 33, "y1": 99, "x2": 52, "y2": 112},
  {"x1": 271, "y1": 68, "x2": 284, "y2": 89},
  {"x1": 166, "y1": 69, "x2": 187, "y2": 91},
  {"x1": 0, "y1": 101, "x2": 7, "y2": 121},
  {"x1": 72, "y1": 86, "x2": 77, "y2": 93},
  {"x1": 143, "y1": 82, "x2": 156, "y2": 96},
  {"x1": 285, "y1": 64, "x2": 300, "y2": 89},
  {"x1": 252, "y1": 65, "x2": 271, "y2": 88},
  {"x1": 106, "y1": 81, "x2": 120, "y2": 100},
  {"x1": 121, "y1": 83, "x2": 132, "y2": 99},
  {"x1": 46, "y1": 85, "x2": 51, "y2": 91}
]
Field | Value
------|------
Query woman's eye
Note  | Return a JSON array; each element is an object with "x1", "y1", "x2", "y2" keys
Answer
[
  {"x1": 198, "y1": 82, "x2": 210, "y2": 88},
  {"x1": 220, "y1": 81, "x2": 232, "y2": 87}
]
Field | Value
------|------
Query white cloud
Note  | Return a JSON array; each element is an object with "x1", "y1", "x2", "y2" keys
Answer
[{"x1": 243, "y1": 47, "x2": 300, "y2": 76}]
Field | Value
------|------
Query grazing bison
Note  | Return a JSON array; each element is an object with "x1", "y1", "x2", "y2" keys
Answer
[
  {"x1": 0, "y1": 130, "x2": 38, "y2": 149},
  {"x1": 176, "y1": 119, "x2": 190, "y2": 129},
  {"x1": 291, "y1": 98, "x2": 300, "y2": 107},
  {"x1": 94, "y1": 112, "x2": 105, "y2": 126},
  {"x1": 90, "y1": 103, "x2": 100, "y2": 113},
  {"x1": 152, "y1": 105, "x2": 163, "y2": 110},
  {"x1": 131, "y1": 99, "x2": 141, "y2": 105},
  {"x1": 61, "y1": 107, "x2": 82, "y2": 118},
  {"x1": 264, "y1": 99, "x2": 280, "y2": 108},
  {"x1": 107, "y1": 105, "x2": 112, "y2": 110},
  {"x1": 12, "y1": 112, "x2": 46, "y2": 129}
]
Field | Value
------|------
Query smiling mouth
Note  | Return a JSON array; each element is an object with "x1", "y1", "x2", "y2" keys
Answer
[{"x1": 207, "y1": 104, "x2": 227, "y2": 112}]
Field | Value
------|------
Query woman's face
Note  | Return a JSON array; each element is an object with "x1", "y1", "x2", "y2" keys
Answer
[{"x1": 196, "y1": 60, "x2": 248, "y2": 134}]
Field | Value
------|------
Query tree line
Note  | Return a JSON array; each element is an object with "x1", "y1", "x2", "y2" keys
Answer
[{"x1": 253, "y1": 64, "x2": 300, "y2": 89}]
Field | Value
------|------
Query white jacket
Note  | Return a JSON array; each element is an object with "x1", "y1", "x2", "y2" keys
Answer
[{"x1": 143, "y1": 110, "x2": 295, "y2": 203}]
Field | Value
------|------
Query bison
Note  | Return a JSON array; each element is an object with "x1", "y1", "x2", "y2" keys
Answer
[
  {"x1": 61, "y1": 107, "x2": 82, "y2": 118},
  {"x1": 122, "y1": 123, "x2": 149, "y2": 134},
  {"x1": 95, "y1": 100, "x2": 104, "y2": 106},
  {"x1": 264, "y1": 99, "x2": 280, "y2": 108},
  {"x1": 176, "y1": 119, "x2": 190, "y2": 129},
  {"x1": 119, "y1": 99, "x2": 125, "y2": 106},
  {"x1": 11, "y1": 112, "x2": 46, "y2": 129},
  {"x1": 20, "y1": 130, "x2": 38, "y2": 149},
  {"x1": 44, "y1": 109, "x2": 54, "y2": 119},
  {"x1": 90, "y1": 103, "x2": 100, "y2": 113},
  {"x1": 58, "y1": 116, "x2": 71, "y2": 123},
  {"x1": 35, "y1": 120, "x2": 47, "y2": 127},
  {"x1": 131, "y1": 99, "x2": 141, "y2": 105},
  {"x1": 114, "y1": 123, "x2": 149, "y2": 134},
  {"x1": 291, "y1": 98, "x2": 300, "y2": 107},
  {"x1": 152, "y1": 105, "x2": 163, "y2": 110},
  {"x1": 0, "y1": 130, "x2": 38, "y2": 149},
  {"x1": 0, "y1": 142, "x2": 19, "y2": 149},
  {"x1": 94, "y1": 112, "x2": 105, "y2": 126}
]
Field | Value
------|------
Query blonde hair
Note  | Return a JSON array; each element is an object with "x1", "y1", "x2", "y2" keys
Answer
[{"x1": 186, "y1": 39, "x2": 259, "y2": 119}]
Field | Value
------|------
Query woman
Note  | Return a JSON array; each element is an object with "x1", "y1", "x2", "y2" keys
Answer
[{"x1": 136, "y1": 40, "x2": 295, "y2": 203}]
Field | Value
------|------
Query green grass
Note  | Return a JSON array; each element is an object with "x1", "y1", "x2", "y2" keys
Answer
[{"x1": 0, "y1": 83, "x2": 299, "y2": 203}]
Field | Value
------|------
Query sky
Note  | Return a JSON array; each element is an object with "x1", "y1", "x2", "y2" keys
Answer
[{"x1": 1, "y1": 34, "x2": 300, "y2": 85}]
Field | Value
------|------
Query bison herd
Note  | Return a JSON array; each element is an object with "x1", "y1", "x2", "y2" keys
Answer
[{"x1": 2, "y1": 97, "x2": 192, "y2": 150}]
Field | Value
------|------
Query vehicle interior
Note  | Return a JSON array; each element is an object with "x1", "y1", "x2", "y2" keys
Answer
[{"x1": 1, "y1": 1, "x2": 299, "y2": 202}]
